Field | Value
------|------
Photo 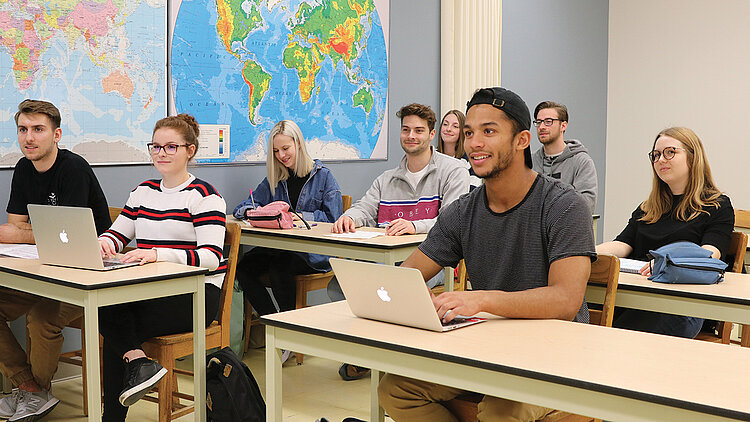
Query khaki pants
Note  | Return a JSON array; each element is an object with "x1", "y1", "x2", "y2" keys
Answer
[
  {"x1": 0, "y1": 287, "x2": 82, "y2": 389},
  {"x1": 378, "y1": 374, "x2": 553, "y2": 422}
]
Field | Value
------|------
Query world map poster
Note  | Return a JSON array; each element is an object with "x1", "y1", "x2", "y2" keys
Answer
[
  {"x1": 169, "y1": 0, "x2": 389, "y2": 164},
  {"x1": 0, "y1": 0, "x2": 167, "y2": 166}
]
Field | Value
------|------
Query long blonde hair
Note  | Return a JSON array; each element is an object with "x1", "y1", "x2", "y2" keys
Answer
[
  {"x1": 437, "y1": 110, "x2": 466, "y2": 159},
  {"x1": 266, "y1": 120, "x2": 314, "y2": 195},
  {"x1": 640, "y1": 127, "x2": 723, "y2": 223}
]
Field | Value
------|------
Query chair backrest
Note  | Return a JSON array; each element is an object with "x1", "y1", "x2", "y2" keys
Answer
[
  {"x1": 455, "y1": 259, "x2": 468, "y2": 291},
  {"x1": 736, "y1": 209, "x2": 750, "y2": 230},
  {"x1": 727, "y1": 231, "x2": 748, "y2": 273},
  {"x1": 342, "y1": 195, "x2": 352, "y2": 212},
  {"x1": 218, "y1": 222, "x2": 241, "y2": 346},
  {"x1": 108, "y1": 206, "x2": 122, "y2": 223},
  {"x1": 588, "y1": 254, "x2": 620, "y2": 327}
]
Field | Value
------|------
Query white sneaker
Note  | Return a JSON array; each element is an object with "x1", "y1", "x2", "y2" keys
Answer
[
  {"x1": 0, "y1": 390, "x2": 21, "y2": 419},
  {"x1": 8, "y1": 389, "x2": 59, "y2": 422}
]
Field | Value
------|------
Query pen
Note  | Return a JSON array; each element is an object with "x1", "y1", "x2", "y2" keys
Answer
[
  {"x1": 377, "y1": 221, "x2": 390, "y2": 228},
  {"x1": 294, "y1": 223, "x2": 317, "y2": 228},
  {"x1": 249, "y1": 188, "x2": 255, "y2": 208}
]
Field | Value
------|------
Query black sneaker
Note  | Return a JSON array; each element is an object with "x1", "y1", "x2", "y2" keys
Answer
[{"x1": 118, "y1": 358, "x2": 168, "y2": 407}]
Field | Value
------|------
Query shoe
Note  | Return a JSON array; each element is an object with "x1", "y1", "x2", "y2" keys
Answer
[
  {"x1": 8, "y1": 390, "x2": 59, "y2": 422},
  {"x1": 0, "y1": 390, "x2": 21, "y2": 419},
  {"x1": 337, "y1": 363, "x2": 370, "y2": 381},
  {"x1": 118, "y1": 358, "x2": 168, "y2": 407},
  {"x1": 281, "y1": 349, "x2": 292, "y2": 365}
]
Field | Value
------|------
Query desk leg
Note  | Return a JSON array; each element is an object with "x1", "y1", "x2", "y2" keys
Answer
[
  {"x1": 370, "y1": 369, "x2": 384, "y2": 422},
  {"x1": 83, "y1": 293, "x2": 102, "y2": 422},
  {"x1": 265, "y1": 327, "x2": 282, "y2": 422},
  {"x1": 193, "y1": 278, "x2": 206, "y2": 422},
  {"x1": 444, "y1": 267, "x2": 454, "y2": 291},
  {"x1": 1, "y1": 372, "x2": 10, "y2": 394}
]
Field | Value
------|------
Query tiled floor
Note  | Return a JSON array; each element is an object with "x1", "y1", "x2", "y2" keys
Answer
[{"x1": 10, "y1": 347, "x2": 393, "y2": 421}]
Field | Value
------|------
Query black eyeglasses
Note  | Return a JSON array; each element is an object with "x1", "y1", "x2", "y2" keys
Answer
[
  {"x1": 147, "y1": 143, "x2": 190, "y2": 155},
  {"x1": 648, "y1": 146, "x2": 685, "y2": 163},
  {"x1": 533, "y1": 118, "x2": 560, "y2": 127}
]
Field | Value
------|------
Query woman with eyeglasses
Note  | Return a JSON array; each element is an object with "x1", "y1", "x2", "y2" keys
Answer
[
  {"x1": 97, "y1": 114, "x2": 227, "y2": 421},
  {"x1": 232, "y1": 120, "x2": 342, "y2": 341},
  {"x1": 597, "y1": 127, "x2": 734, "y2": 338}
]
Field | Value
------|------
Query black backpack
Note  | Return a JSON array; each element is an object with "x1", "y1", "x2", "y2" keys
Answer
[{"x1": 206, "y1": 347, "x2": 265, "y2": 422}]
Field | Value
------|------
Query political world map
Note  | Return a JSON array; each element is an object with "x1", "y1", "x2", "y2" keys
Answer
[
  {"x1": 0, "y1": 0, "x2": 167, "y2": 166},
  {"x1": 170, "y1": 0, "x2": 389, "y2": 163}
]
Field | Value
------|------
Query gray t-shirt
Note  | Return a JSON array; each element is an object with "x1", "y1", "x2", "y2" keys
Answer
[{"x1": 419, "y1": 174, "x2": 596, "y2": 322}]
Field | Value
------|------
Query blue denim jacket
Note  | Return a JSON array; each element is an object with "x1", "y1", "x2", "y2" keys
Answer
[{"x1": 233, "y1": 159, "x2": 342, "y2": 271}]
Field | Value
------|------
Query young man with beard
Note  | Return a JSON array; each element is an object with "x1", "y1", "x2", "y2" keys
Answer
[
  {"x1": 532, "y1": 101, "x2": 598, "y2": 213},
  {"x1": 330, "y1": 102, "x2": 469, "y2": 380},
  {"x1": 377, "y1": 88, "x2": 596, "y2": 422},
  {"x1": 0, "y1": 100, "x2": 110, "y2": 421}
]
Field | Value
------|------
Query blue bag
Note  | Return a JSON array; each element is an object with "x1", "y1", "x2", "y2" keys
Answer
[{"x1": 648, "y1": 241, "x2": 727, "y2": 284}]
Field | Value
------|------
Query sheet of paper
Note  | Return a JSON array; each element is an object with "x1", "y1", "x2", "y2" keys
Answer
[
  {"x1": 619, "y1": 257, "x2": 647, "y2": 274},
  {"x1": 0, "y1": 244, "x2": 39, "y2": 259},
  {"x1": 326, "y1": 232, "x2": 383, "y2": 239}
]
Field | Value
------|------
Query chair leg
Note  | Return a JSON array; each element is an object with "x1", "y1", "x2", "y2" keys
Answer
[
  {"x1": 243, "y1": 298, "x2": 252, "y2": 353},
  {"x1": 156, "y1": 349, "x2": 175, "y2": 422},
  {"x1": 742, "y1": 324, "x2": 750, "y2": 348}
]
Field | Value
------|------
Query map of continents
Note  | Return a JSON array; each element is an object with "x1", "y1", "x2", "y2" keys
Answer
[
  {"x1": 171, "y1": 0, "x2": 388, "y2": 163},
  {"x1": 0, "y1": 0, "x2": 167, "y2": 166}
]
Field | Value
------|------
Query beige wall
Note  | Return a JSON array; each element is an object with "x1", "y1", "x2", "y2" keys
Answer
[{"x1": 605, "y1": 0, "x2": 750, "y2": 240}]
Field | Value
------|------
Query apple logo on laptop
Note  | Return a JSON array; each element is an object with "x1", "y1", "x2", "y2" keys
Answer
[
  {"x1": 59, "y1": 229, "x2": 69, "y2": 244},
  {"x1": 376, "y1": 287, "x2": 391, "y2": 302}
]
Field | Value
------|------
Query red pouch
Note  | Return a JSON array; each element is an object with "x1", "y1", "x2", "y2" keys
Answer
[{"x1": 245, "y1": 201, "x2": 294, "y2": 229}]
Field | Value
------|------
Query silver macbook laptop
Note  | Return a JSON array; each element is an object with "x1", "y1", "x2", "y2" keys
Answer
[
  {"x1": 330, "y1": 258, "x2": 486, "y2": 332},
  {"x1": 28, "y1": 204, "x2": 138, "y2": 271}
]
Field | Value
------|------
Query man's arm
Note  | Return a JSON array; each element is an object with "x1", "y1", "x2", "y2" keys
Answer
[
  {"x1": 341, "y1": 176, "x2": 383, "y2": 228},
  {"x1": 401, "y1": 248, "x2": 444, "y2": 283},
  {"x1": 0, "y1": 213, "x2": 35, "y2": 244},
  {"x1": 572, "y1": 156, "x2": 598, "y2": 214},
  {"x1": 433, "y1": 255, "x2": 591, "y2": 322}
]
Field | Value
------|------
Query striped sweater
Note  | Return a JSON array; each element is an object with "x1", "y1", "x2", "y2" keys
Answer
[{"x1": 100, "y1": 175, "x2": 227, "y2": 288}]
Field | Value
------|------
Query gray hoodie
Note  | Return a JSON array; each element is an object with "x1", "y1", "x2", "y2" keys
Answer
[{"x1": 531, "y1": 139, "x2": 597, "y2": 213}]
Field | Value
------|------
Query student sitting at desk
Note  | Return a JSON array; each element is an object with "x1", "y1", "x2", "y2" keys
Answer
[
  {"x1": 377, "y1": 87, "x2": 595, "y2": 422},
  {"x1": 329, "y1": 103, "x2": 469, "y2": 380},
  {"x1": 597, "y1": 127, "x2": 734, "y2": 338},
  {"x1": 0, "y1": 100, "x2": 110, "y2": 421},
  {"x1": 98, "y1": 114, "x2": 226, "y2": 421},
  {"x1": 437, "y1": 109, "x2": 481, "y2": 188},
  {"x1": 232, "y1": 120, "x2": 342, "y2": 324}
]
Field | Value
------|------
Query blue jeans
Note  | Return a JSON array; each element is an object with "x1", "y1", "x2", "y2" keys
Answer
[{"x1": 613, "y1": 308, "x2": 703, "y2": 339}]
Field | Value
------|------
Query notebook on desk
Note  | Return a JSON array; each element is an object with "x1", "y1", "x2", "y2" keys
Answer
[
  {"x1": 619, "y1": 257, "x2": 648, "y2": 274},
  {"x1": 330, "y1": 258, "x2": 486, "y2": 332},
  {"x1": 27, "y1": 204, "x2": 138, "y2": 271}
]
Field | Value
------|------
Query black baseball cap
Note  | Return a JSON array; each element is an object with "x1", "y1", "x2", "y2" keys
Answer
[{"x1": 466, "y1": 87, "x2": 532, "y2": 168}]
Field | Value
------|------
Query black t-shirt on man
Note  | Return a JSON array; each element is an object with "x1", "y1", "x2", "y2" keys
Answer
[{"x1": 7, "y1": 149, "x2": 111, "y2": 234}]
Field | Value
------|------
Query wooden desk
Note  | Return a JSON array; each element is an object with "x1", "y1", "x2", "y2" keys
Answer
[
  {"x1": 263, "y1": 302, "x2": 750, "y2": 422},
  {"x1": 586, "y1": 271, "x2": 750, "y2": 324},
  {"x1": 229, "y1": 218, "x2": 458, "y2": 290},
  {"x1": 0, "y1": 258, "x2": 207, "y2": 422}
]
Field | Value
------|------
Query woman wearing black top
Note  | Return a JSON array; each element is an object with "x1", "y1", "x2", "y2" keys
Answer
[{"x1": 597, "y1": 127, "x2": 734, "y2": 338}]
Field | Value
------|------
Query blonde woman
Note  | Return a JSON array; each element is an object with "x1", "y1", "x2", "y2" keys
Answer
[
  {"x1": 597, "y1": 127, "x2": 734, "y2": 338},
  {"x1": 233, "y1": 120, "x2": 342, "y2": 322}
]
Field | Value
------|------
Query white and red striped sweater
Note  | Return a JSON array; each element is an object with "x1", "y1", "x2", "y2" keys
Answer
[{"x1": 100, "y1": 175, "x2": 227, "y2": 288}]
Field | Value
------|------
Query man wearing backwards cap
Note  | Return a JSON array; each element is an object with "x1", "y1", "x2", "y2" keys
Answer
[{"x1": 378, "y1": 87, "x2": 596, "y2": 422}]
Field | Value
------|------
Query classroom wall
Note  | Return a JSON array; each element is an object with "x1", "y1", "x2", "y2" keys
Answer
[
  {"x1": 605, "y1": 1, "x2": 750, "y2": 240},
  {"x1": 0, "y1": 0, "x2": 440, "y2": 221},
  {"x1": 501, "y1": 0, "x2": 609, "y2": 239},
  {"x1": 2, "y1": 0, "x2": 441, "y2": 350}
]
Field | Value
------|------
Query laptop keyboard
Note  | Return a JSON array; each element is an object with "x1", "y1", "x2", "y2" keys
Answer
[
  {"x1": 103, "y1": 260, "x2": 126, "y2": 267},
  {"x1": 441, "y1": 316, "x2": 470, "y2": 327}
]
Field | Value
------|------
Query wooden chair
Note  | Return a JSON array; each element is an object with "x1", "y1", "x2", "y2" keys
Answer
[
  {"x1": 443, "y1": 255, "x2": 620, "y2": 422},
  {"x1": 108, "y1": 206, "x2": 121, "y2": 224},
  {"x1": 242, "y1": 195, "x2": 353, "y2": 363},
  {"x1": 138, "y1": 221, "x2": 241, "y2": 421},
  {"x1": 694, "y1": 231, "x2": 748, "y2": 345}
]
